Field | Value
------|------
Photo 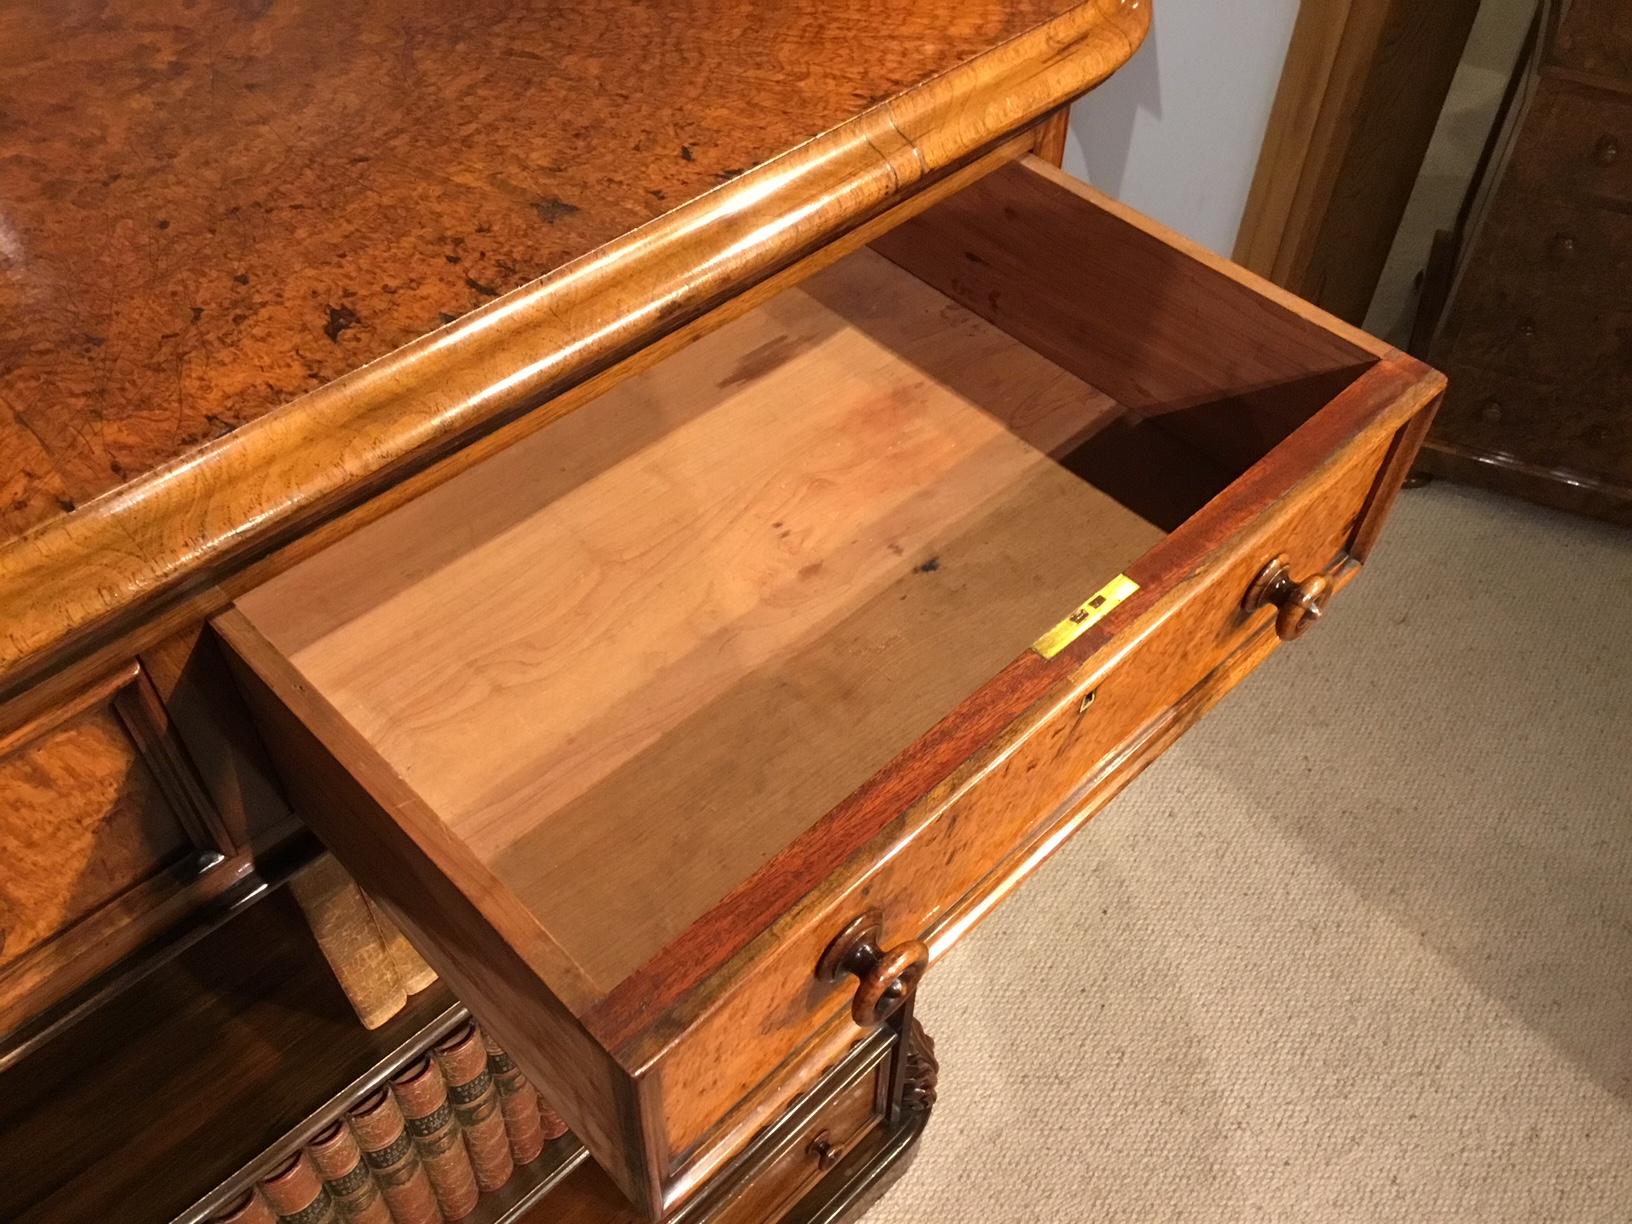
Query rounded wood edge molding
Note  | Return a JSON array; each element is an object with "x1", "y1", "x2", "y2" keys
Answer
[{"x1": 0, "y1": 0, "x2": 1149, "y2": 695}]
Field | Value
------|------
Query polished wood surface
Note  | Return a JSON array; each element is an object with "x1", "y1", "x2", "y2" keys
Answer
[
  {"x1": 220, "y1": 154, "x2": 1442, "y2": 1216},
  {"x1": 1421, "y1": 0, "x2": 1632, "y2": 519},
  {"x1": 0, "y1": 0, "x2": 1093, "y2": 533},
  {"x1": 0, "y1": 0, "x2": 1150, "y2": 699},
  {"x1": 0, "y1": 674, "x2": 187, "y2": 966},
  {"x1": 510, "y1": 1028, "x2": 898, "y2": 1224},
  {"x1": 234, "y1": 246, "x2": 1166, "y2": 992},
  {"x1": 0, "y1": 661, "x2": 256, "y2": 1036},
  {"x1": 1245, "y1": 556, "x2": 1331, "y2": 641},
  {"x1": 870, "y1": 156, "x2": 1380, "y2": 474}
]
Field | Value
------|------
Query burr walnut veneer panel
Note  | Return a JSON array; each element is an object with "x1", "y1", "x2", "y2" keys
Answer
[{"x1": 0, "y1": 664, "x2": 248, "y2": 1038}]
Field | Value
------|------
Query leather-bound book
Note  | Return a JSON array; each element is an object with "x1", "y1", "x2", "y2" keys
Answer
[
  {"x1": 434, "y1": 1023, "x2": 514, "y2": 1192},
  {"x1": 364, "y1": 897, "x2": 438, "y2": 996},
  {"x1": 537, "y1": 1092, "x2": 570, "y2": 1143},
  {"x1": 391, "y1": 1057, "x2": 479, "y2": 1220},
  {"x1": 260, "y1": 1151, "x2": 338, "y2": 1224},
  {"x1": 213, "y1": 1188, "x2": 280, "y2": 1224},
  {"x1": 306, "y1": 1120, "x2": 393, "y2": 1224},
  {"x1": 348, "y1": 1089, "x2": 442, "y2": 1224},
  {"x1": 480, "y1": 1031, "x2": 546, "y2": 1163},
  {"x1": 288, "y1": 856, "x2": 405, "y2": 1029}
]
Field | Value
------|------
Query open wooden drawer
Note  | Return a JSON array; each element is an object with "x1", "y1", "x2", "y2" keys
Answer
[{"x1": 216, "y1": 155, "x2": 1443, "y2": 1218}]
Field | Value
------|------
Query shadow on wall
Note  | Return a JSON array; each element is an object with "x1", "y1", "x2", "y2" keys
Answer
[{"x1": 1065, "y1": 10, "x2": 1163, "y2": 199}]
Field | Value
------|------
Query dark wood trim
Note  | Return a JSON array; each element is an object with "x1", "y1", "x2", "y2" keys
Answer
[
  {"x1": 1419, "y1": 439, "x2": 1632, "y2": 526},
  {"x1": 1234, "y1": 0, "x2": 1482, "y2": 322}
]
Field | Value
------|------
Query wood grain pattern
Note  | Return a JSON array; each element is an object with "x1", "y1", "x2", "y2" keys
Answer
[
  {"x1": 1548, "y1": 0, "x2": 1632, "y2": 83},
  {"x1": 218, "y1": 613, "x2": 652, "y2": 1210},
  {"x1": 0, "y1": 664, "x2": 245, "y2": 1034},
  {"x1": 1423, "y1": 1, "x2": 1632, "y2": 519},
  {"x1": 645, "y1": 405, "x2": 1407, "y2": 1178},
  {"x1": 236, "y1": 247, "x2": 1166, "y2": 992},
  {"x1": 0, "y1": 0, "x2": 1096, "y2": 521},
  {"x1": 586, "y1": 162, "x2": 1435, "y2": 1056},
  {"x1": 221, "y1": 154, "x2": 1443, "y2": 1214},
  {"x1": 872, "y1": 157, "x2": 1380, "y2": 474},
  {"x1": 0, "y1": 702, "x2": 188, "y2": 967},
  {"x1": 608, "y1": 351, "x2": 1438, "y2": 1201},
  {"x1": 0, "y1": 0, "x2": 1149, "y2": 698}
]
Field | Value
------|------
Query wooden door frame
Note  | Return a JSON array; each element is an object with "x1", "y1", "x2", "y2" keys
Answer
[{"x1": 1233, "y1": 0, "x2": 1485, "y2": 323}]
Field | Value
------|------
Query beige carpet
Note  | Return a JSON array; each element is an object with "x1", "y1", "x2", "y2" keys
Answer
[{"x1": 867, "y1": 483, "x2": 1632, "y2": 1222}]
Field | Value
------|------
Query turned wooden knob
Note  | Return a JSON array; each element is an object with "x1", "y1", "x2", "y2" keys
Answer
[
  {"x1": 1595, "y1": 134, "x2": 1620, "y2": 167},
  {"x1": 817, "y1": 909, "x2": 928, "y2": 1028},
  {"x1": 807, "y1": 1131, "x2": 845, "y2": 1171},
  {"x1": 1245, "y1": 556, "x2": 1331, "y2": 641}
]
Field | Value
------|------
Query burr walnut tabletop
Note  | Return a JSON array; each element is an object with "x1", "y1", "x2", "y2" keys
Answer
[
  {"x1": 0, "y1": 0, "x2": 1150, "y2": 696},
  {"x1": 0, "y1": 0, "x2": 1092, "y2": 540}
]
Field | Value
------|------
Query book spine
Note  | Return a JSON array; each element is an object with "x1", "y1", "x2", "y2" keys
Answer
[
  {"x1": 213, "y1": 1188, "x2": 280, "y2": 1224},
  {"x1": 392, "y1": 1057, "x2": 480, "y2": 1220},
  {"x1": 260, "y1": 1151, "x2": 339, "y2": 1224},
  {"x1": 364, "y1": 896, "x2": 439, "y2": 996},
  {"x1": 288, "y1": 856, "x2": 406, "y2": 1029},
  {"x1": 306, "y1": 1119, "x2": 394, "y2": 1224},
  {"x1": 480, "y1": 1032, "x2": 545, "y2": 1164},
  {"x1": 348, "y1": 1088, "x2": 442, "y2": 1224},
  {"x1": 433, "y1": 1022, "x2": 514, "y2": 1193},
  {"x1": 537, "y1": 1092, "x2": 570, "y2": 1143}
]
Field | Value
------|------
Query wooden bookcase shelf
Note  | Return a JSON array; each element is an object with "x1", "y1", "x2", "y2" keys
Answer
[
  {"x1": 0, "y1": 890, "x2": 457, "y2": 1222},
  {"x1": 174, "y1": 968, "x2": 587, "y2": 1224}
]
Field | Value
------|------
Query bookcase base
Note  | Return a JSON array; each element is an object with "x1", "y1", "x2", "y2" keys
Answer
[{"x1": 513, "y1": 1017, "x2": 935, "y2": 1224}]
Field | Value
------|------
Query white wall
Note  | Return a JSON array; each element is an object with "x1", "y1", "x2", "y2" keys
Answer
[{"x1": 1064, "y1": 0, "x2": 1301, "y2": 257}]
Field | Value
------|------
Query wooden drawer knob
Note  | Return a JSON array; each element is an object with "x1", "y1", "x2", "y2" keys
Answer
[
  {"x1": 807, "y1": 1131, "x2": 845, "y2": 1171},
  {"x1": 1245, "y1": 556, "x2": 1331, "y2": 642},
  {"x1": 1595, "y1": 134, "x2": 1620, "y2": 167},
  {"x1": 817, "y1": 909, "x2": 928, "y2": 1028}
]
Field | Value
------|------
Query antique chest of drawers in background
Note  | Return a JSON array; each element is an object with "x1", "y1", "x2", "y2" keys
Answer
[
  {"x1": 0, "y1": 1, "x2": 1444, "y2": 1220},
  {"x1": 1421, "y1": 0, "x2": 1632, "y2": 521}
]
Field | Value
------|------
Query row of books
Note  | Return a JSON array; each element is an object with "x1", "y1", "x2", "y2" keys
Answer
[{"x1": 212, "y1": 1019, "x2": 568, "y2": 1224}]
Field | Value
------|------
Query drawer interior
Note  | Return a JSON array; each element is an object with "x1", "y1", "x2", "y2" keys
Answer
[
  {"x1": 233, "y1": 249, "x2": 1368, "y2": 993},
  {"x1": 222, "y1": 155, "x2": 1387, "y2": 1210}
]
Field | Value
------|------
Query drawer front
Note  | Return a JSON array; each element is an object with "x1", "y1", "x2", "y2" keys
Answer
[
  {"x1": 1550, "y1": 0, "x2": 1632, "y2": 83},
  {"x1": 1432, "y1": 361, "x2": 1631, "y2": 485},
  {"x1": 1474, "y1": 188, "x2": 1632, "y2": 311},
  {"x1": 702, "y1": 1040, "x2": 884, "y2": 1224},
  {"x1": 653, "y1": 418, "x2": 1403, "y2": 1170},
  {"x1": 1439, "y1": 278, "x2": 1632, "y2": 406},
  {"x1": 0, "y1": 666, "x2": 239, "y2": 1033},
  {"x1": 1509, "y1": 80, "x2": 1632, "y2": 208}
]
